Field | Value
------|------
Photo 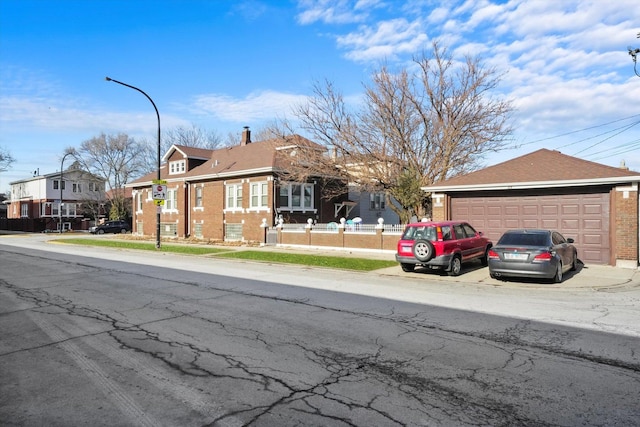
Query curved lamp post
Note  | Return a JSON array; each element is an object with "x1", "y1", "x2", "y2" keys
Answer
[
  {"x1": 105, "y1": 77, "x2": 161, "y2": 249},
  {"x1": 59, "y1": 151, "x2": 74, "y2": 233}
]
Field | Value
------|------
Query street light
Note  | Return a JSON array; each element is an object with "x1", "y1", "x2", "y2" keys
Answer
[
  {"x1": 59, "y1": 151, "x2": 74, "y2": 233},
  {"x1": 105, "y1": 76, "x2": 162, "y2": 249}
]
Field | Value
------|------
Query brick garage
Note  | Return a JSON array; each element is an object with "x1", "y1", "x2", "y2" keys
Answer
[{"x1": 424, "y1": 150, "x2": 639, "y2": 268}]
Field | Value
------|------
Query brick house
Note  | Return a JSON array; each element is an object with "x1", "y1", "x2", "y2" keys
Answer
[
  {"x1": 8, "y1": 165, "x2": 107, "y2": 231},
  {"x1": 128, "y1": 128, "x2": 348, "y2": 242},
  {"x1": 423, "y1": 149, "x2": 640, "y2": 267}
]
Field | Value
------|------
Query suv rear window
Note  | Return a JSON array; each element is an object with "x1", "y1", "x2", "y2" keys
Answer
[
  {"x1": 401, "y1": 225, "x2": 453, "y2": 241},
  {"x1": 402, "y1": 225, "x2": 436, "y2": 241}
]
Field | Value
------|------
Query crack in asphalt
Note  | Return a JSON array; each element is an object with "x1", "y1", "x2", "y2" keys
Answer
[
  {"x1": 2, "y1": 250, "x2": 638, "y2": 426},
  {"x1": 2, "y1": 273, "x2": 547, "y2": 425}
]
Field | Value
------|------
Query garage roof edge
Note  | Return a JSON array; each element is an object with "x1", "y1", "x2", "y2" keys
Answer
[{"x1": 422, "y1": 176, "x2": 640, "y2": 192}]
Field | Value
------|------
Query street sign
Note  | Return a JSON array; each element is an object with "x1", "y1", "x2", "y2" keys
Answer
[
  {"x1": 154, "y1": 199, "x2": 165, "y2": 206},
  {"x1": 152, "y1": 184, "x2": 167, "y2": 200}
]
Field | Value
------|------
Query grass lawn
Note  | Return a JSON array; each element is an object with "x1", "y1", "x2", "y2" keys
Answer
[
  {"x1": 55, "y1": 238, "x2": 229, "y2": 255},
  {"x1": 215, "y1": 250, "x2": 397, "y2": 271},
  {"x1": 54, "y1": 238, "x2": 397, "y2": 271}
]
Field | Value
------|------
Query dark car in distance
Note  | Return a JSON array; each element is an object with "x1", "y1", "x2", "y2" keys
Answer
[
  {"x1": 488, "y1": 229, "x2": 578, "y2": 283},
  {"x1": 91, "y1": 220, "x2": 131, "y2": 234},
  {"x1": 396, "y1": 221, "x2": 493, "y2": 276}
]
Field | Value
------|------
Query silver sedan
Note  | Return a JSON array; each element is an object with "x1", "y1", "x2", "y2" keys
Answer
[{"x1": 488, "y1": 229, "x2": 578, "y2": 283}]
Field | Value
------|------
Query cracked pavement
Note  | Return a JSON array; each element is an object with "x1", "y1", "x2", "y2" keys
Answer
[{"x1": 1, "y1": 242, "x2": 639, "y2": 426}]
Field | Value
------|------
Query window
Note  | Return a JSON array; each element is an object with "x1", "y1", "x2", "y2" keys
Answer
[
  {"x1": 369, "y1": 193, "x2": 386, "y2": 210},
  {"x1": 136, "y1": 193, "x2": 143, "y2": 211},
  {"x1": 250, "y1": 182, "x2": 268, "y2": 208},
  {"x1": 20, "y1": 203, "x2": 29, "y2": 218},
  {"x1": 88, "y1": 182, "x2": 100, "y2": 192},
  {"x1": 226, "y1": 184, "x2": 243, "y2": 209},
  {"x1": 53, "y1": 180, "x2": 65, "y2": 190},
  {"x1": 462, "y1": 223, "x2": 477, "y2": 238},
  {"x1": 169, "y1": 160, "x2": 186, "y2": 175},
  {"x1": 195, "y1": 187, "x2": 203, "y2": 208},
  {"x1": 279, "y1": 183, "x2": 314, "y2": 211},
  {"x1": 72, "y1": 183, "x2": 81, "y2": 193},
  {"x1": 194, "y1": 223, "x2": 203, "y2": 239},
  {"x1": 164, "y1": 189, "x2": 178, "y2": 211}
]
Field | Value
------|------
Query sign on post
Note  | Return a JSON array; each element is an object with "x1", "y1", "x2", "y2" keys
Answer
[{"x1": 152, "y1": 179, "x2": 167, "y2": 201}]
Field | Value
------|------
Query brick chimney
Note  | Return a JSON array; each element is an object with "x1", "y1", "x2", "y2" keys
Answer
[{"x1": 241, "y1": 126, "x2": 251, "y2": 146}]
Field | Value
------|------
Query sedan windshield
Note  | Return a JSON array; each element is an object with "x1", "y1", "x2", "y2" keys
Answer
[{"x1": 498, "y1": 233, "x2": 549, "y2": 246}]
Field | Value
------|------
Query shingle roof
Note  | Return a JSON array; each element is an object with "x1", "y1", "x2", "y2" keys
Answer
[
  {"x1": 129, "y1": 135, "x2": 323, "y2": 185},
  {"x1": 162, "y1": 145, "x2": 213, "y2": 161},
  {"x1": 427, "y1": 149, "x2": 639, "y2": 190}
]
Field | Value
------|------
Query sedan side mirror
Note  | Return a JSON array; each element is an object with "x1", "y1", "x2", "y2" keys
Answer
[{"x1": 567, "y1": 238, "x2": 575, "y2": 243}]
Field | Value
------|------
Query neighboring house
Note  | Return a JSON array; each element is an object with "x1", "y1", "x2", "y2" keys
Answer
[
  {"x1": 105, "y1": 186, "x2": 133, "y2": 220},
  {"x1": 8, "y1": 165, "x2": 107, "y2": 231},
  {"x1": 127, "y1": 128, "x2": 348, "y2": 242},
  {"x1": 423, "y1": 149, "x2": 640, "y2": 267},
  {"x1": 346, "y1": 185, "x2": 401, "y2": 224}
]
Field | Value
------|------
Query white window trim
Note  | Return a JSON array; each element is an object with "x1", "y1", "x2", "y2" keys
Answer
[
  {"x1": 169, "y1": 160, "x2": 186, "y2": 175},
  {"x1": 135, "y1": 191, "x2": 143, "y2": 213},
  {"x1": 369, "y1": 192, "x2": 386, "y2": 210},
  {"x1": 193, "y1": 186, "x2": 204, "y2": 211},
  {"x1": 248, "y1": 181, "x2": 270, "y2": 212},
  {"x1": 279, "y1": 182, "x2": 316, "y2": 213},
  {"x1": 163, "y1": 188, "x2": 179, "y2": 213},
  {"x1": 224, "y1": 183, "x2": 244, "y2": 213}
]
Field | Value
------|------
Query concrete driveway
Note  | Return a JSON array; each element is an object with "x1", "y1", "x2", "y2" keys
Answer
[{"x1": 381, "y1": 259, "x2": 640, "y2": 291}]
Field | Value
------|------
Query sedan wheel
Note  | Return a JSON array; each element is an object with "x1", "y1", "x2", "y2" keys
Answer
[
  {"x1": 120, "y1": 228, "x2": 127, "y2": 234},
  {"x1": 554, "y1": 261, "x2": 563, "y2": 283},
  {"x1": 97, "y1": 229, "x2": 105, "y2": 235}
]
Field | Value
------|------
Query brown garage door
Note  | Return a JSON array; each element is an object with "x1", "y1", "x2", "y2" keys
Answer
[{"x1": 451, "y1": 192, "x2": 610, "y2": 264}]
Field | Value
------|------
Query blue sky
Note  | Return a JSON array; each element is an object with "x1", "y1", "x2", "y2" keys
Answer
[{"x1": 1, "y1": 0, "x2": 639, "y2": 193}]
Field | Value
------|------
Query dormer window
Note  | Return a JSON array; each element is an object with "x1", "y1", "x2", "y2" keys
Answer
[{"x1": 169, "y1": 160, "x2": 186, "y2": 175}]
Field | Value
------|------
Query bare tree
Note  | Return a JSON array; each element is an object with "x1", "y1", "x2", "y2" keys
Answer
[
  {"x1": 279, "y1": 41, "x2": 514, "y2": 222},
  {"x1": 0, "y1": 146, "x2": 15, "y2": 172},
  {"x1": 140, "y1": 123, "x2": 225, "y2": 174},
  {"x1": 73, "y1": 133, "x2": 148, "y2": 220},
  {"x1": 162, "y1": 123, "x2": 223, "y2": 151}
]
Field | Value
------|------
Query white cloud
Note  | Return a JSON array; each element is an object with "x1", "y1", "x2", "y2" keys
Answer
[
  {"x1": 296, "y1": 0, "x2": 369, "y2": 25},
  {"x1": 337, "y1": 18, "x2": 428, "y2": 61},
  {"x1": 190, "y1": 90, "x2": 308, "y2": 122}
]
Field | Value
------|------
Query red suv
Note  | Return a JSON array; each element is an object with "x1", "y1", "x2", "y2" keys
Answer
[{"x1": 396, "y1": 221, "x2": 492, "y2": 276}]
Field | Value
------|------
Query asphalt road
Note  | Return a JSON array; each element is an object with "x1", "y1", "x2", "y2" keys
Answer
[{"x1": 1, "y1": 239, "x2": 639, "y2": 426}]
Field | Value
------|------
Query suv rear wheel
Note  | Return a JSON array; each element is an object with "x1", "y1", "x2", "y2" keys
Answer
[
  {"x1": 412, "y1": 239, "x2": 434, "y2": 262},
  {"x1": 447, "y1": 255, "x2": 462, "y2": 276}
]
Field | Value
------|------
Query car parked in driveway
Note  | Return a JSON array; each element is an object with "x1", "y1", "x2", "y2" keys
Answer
[
  {"x1": 396, "y1": 221, "x2": 493, "y2": 276},
  {"x1": 488, "y1": 229, "x2": 578, "y2": 283},
  {"x1": 91, "y1": 220, "x2": 131, "y2": 234}
]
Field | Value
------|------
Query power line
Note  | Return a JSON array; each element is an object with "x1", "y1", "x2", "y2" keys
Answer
[
  {"x1": 572, "y1": 120, "x2": 640, "y2": 156},
  {"x1": 588, "y1": 139, "x2": 640, "y2": 162},
  {"x1": 552, "y1": 122, "x2": 637, "y2": 150},
  {"x1": 516, "y1": 113, "x2": 640, "y2": 147}
]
